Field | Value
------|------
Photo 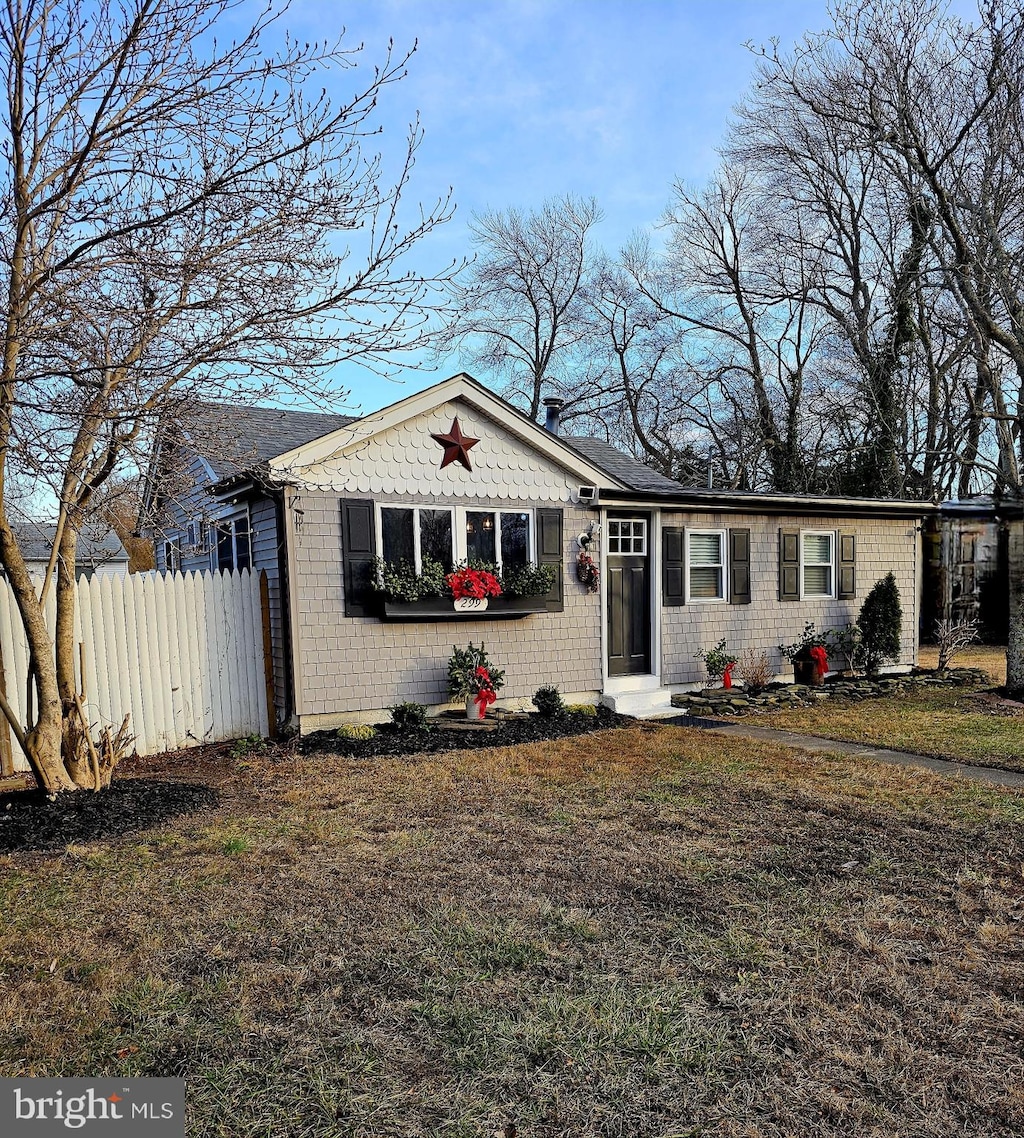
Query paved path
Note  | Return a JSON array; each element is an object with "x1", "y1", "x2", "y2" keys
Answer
[{"x1": 663, "y1": 714, "x2": 1024, "y2": 790}]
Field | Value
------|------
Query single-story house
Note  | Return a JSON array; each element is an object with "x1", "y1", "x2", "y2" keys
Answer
[
  {"x1": 146, "y1": 373, "x2": 933, "y2": 729},
  {"x1": 15, "y1": 520, "x2": 130, "y2": 579}
]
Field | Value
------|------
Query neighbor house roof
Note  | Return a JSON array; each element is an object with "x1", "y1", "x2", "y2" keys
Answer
[
  {"x1": 15, "y1": 521, "x2": 129, "y2": 567},
  {"x1": 179, "y1": 402, "x2": 357, "y2": 481}
]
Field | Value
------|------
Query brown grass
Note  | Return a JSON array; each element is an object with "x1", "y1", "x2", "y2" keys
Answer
[
  {"x1": 759, "y1": 653, "x2": 1024, "y2": 772},
  {"x1": 2, "y1": 729, "x2": 1024, "y2": 1137},
  {"x1": 918, "y1": 642, "x2": 1008, "y2": 685}
]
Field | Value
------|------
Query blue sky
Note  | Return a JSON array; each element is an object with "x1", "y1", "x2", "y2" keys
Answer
[{"x1": 277, "y1": 1, "x2": 964, "y2": 413}]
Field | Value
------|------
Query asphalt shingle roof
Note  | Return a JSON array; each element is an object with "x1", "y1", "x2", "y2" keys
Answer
[
  {"x1": 564, "y1": 436, "x2": 687, "y2": 492},
  {"x1": 15, "y1": 521, "x2": 128, "y2": 566},
  {"x1": 181, "y1": 403, "x2": 357, "y2": 480}
]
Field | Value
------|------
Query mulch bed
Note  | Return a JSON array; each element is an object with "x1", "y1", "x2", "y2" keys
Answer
[
  {"x1": 0, "y1": 779, "x2": 219, "y2": 854},
  {"x1": 302, "y1": 705, "x2": 633, "y2": 758}
]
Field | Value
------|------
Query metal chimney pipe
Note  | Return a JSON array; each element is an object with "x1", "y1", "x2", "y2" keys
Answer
[{"x1": 543, "y1": 397, "x2": 564, "y2": 435}]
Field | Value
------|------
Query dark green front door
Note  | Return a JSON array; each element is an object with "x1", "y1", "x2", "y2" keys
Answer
[{"x1": 607, "y1": 516, "x2": 651, "y2": 676}]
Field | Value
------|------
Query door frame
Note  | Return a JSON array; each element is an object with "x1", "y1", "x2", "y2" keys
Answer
[{"x1": 601, "y1": 507, "x2": 662, "y2": 693}]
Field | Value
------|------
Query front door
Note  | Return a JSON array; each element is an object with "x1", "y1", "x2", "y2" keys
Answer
[{"x1": 606, "y1": 515, "x2": 651, "y2": 676}]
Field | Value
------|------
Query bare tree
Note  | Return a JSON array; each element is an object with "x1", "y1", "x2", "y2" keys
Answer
[
  {"x1": 751, "y1": 0, "x2": 1024, "y2": 688},
  {"x1": 440, "y1": 195, "x2": 602, "y2": 419},
  {"x1": 0, "y1": 0, "x2": 457, "y2": 792}
]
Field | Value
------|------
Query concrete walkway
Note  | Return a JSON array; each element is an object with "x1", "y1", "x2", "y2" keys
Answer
[{"x1": 664, "y1": 714, "x2": 1024, "y2": 790}]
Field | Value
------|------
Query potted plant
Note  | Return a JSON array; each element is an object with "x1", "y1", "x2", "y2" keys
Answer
[
  {"x1": 778, "y1": 622, "x2": 830, "y2": 685},
  {"x1": 447, "y1": 643, "x2": 505, "y2": 719}
]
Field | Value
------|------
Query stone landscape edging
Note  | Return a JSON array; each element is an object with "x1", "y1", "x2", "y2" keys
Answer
[{"x1": 669, "y1": 668, "x2": 990, "y2": 718}]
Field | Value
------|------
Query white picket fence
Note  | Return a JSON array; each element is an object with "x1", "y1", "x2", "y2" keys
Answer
[{"x1": 0, "y1": 569, "x2": 270, "y2": 773}]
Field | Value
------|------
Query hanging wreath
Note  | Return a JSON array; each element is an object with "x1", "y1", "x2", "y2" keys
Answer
[{"x1": 576, "y1": 549, "x2": 600, "y2": 593}]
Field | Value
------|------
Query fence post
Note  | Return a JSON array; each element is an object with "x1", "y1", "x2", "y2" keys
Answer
[{"x1": 259, "y1": 571, "x2": 277, "y2": 740}]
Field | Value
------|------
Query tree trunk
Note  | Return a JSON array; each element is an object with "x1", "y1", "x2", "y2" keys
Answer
[{"x1": 1007, "y1": 515, "x2": 1024, "y2": 698}]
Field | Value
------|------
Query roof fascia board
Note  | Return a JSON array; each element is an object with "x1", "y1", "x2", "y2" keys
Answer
[
  {"x1": 266, "y1": 373, "x2": 629, "y2": 490},
  {"x1": 599, "y1": 489, "x2": 936, "y2": 519}
]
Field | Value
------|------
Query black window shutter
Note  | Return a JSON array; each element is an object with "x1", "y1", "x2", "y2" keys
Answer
[
  {"x1": 341, "y1": 499, "x2": 376, "y2": 617},
  {"x1": 838, "y1": 532, "x2": 856, "y2": 599},
  {"x1": 663, "y1": 526, "x2": 685, "y2": 606},
  {"x1": 729, "y1": 528, "x2": 751, "y2": 604},
  {"x1": 779, "y1": 529, "x2": 800, "y2": 601},
  {"x1": 537, "y1": 508, "x2": 564, "y2": 612}
]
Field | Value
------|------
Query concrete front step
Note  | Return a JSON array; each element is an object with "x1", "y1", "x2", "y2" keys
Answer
[{"x1": 602, "y1": 688, "x2": 676, "y2": 718}]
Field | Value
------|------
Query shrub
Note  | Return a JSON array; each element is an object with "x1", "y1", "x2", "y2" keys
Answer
[
  {"x1": 823, "y1": 623, "x2": 865, "y2": 672},
  {"x1": 737, "y1": 649, "x2": 772, "y2": 693},
  {"x1": 336, "y1": 723, "x2": 376, "y2": 741},
  {"x1": 858, "y1": 572, "x2": 902, "y2": 675},
  {"x1": 389, "y1": 701, "x2": 430, "y2": 730},
  {"x1": 935, "y1": 617, "x2": 979, "y2": 673},
  {"x1": 372, "y1": 556, "x2": 449, "y2": 602},
  {"x1": 695, "y1": 639, "x2": 738, "y2": 685},
  {"x1": 532, "y1": 685, "x2": 565, "y2": 717},
  {"x1": 565, "y1": 703, "x2": 597, "y2": 717}
]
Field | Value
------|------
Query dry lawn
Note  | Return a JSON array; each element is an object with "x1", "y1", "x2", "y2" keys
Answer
[
  {"x1": 2, "y1": 727, "x2": 1024, "y2": 1137},
  {"x1": 759, "y1": 648, "x2": 1024, "y2": 773},
  {"x1": 917, "y1": 643, "x2": 1008, "y2": 686}
]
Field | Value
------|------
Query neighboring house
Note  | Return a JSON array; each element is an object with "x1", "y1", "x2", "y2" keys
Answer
[
  {"x1": 15, "y1": 520, "x2": 130, "y2": 579},
  {"x1": 921, "y1": 497, "x2": 1011, "y2": 644},
  {"x1": 146, "y1": 373, "x2": 933, "y2": 729}
]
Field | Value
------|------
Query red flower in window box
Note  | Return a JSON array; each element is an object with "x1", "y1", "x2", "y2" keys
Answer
[{"x1": 446, "y1": 566, "x2": 503, "y2": 600}]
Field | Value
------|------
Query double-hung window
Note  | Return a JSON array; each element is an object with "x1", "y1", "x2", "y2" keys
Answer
[
  {"x1": 686, "y1": 529, "x2": 726, "y2": 601},
  {"x1": 212, "y1": 512, "x2": 251, "y2": 571},
  {"x1": 801, "y1": 531, "x2": 834, "y2": 598}
]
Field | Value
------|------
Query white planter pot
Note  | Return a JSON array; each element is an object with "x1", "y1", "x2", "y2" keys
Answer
[
  {"x1": 454, "y1": 596, "x2": 488, "y2": 613},
  {"x1": 466, "y1": 695, "x2": 486, "y2": 720}
]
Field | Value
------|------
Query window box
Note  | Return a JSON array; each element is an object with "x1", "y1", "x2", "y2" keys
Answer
[{"x1": 382, "y1": 594, "x2": 549, "y2": 620}]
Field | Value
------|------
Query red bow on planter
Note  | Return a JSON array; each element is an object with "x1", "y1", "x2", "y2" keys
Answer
[
  {"x1": 809, "y1": 646, "x2": 829, "y2": 675},
  {"x1": 473, "y1": 687, "x2": 497, "y2": 711},
  {"x1": 723, "y1": 662, "x2": 735, "y2": 689}
]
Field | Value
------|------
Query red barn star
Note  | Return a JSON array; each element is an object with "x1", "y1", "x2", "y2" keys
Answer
[{"x1": 430, "y1": 417, "x2": 478, "y2": 470}]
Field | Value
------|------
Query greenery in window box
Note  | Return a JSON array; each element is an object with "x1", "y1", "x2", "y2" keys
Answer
[
  {"x1": 371, "y1": 556, "x2": 449, "y2": 602},
  {"x1": 372, "y1": 557, "x2": 554, "y2": 602},
  {"x1": 499, "y1": 562, "x2": 555, "y2": 598}
]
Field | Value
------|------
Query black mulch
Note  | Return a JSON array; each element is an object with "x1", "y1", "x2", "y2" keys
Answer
[
  {"x1": 302, "y1": 705, "x2": 635, "y2": 759},
  {"x1": 0, "y1": 779, "x2": 219, "y2": 855}
]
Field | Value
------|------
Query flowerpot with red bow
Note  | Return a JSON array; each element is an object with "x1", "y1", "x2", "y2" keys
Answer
[{"x1": 447, "y1": 642, "x2": 506, "y2": 718}]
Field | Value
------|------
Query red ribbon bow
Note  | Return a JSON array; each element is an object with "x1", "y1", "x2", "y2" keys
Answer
[
  {"x1": 809, "y1": 646, "x2": 828, "y2": 673},
  {"x1": 473, "y1": 687, "x2": 497, "y2": 710},
  {"x1": 723, "y1": 662, "x2": 735, "y2": 689}
]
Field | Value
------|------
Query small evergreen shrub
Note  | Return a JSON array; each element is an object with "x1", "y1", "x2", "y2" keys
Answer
[
  {"x1": 336, "y1": 723, "x2": 377, "y2": 741},
  {"x1": 858, "y1": 572, "x2": 902, "y2": 674},
  {"x1": 532, "y1": 685, "x2": 565, "y2": 717},
  {"x1": 565, "y1": 703, "x2": 597, "y2": 717},
  {"x1": 389, "y1": 701, "x2": 429, "y2": 730}
]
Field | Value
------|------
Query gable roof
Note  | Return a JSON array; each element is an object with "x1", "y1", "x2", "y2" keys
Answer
[{"x1": 15, "y1": 521, "x2": 129, "y2": 566}]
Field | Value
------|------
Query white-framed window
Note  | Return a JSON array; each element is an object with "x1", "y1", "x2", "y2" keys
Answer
[
  {"x1": 607, "y1": 517, "x2": 647, "y2": 555},
  {"x1": 211, "y1": 510, "x2": 251, "y2": 572},
  {"x1": 163, "y1": 536, "x2": 181, "y2": 573},
  {"x1": 185, "y1": 516, "x2": 206, "y2": 552},
  {"x1": 686, "y1": 528, "x2": 726, "y2": 602},
  {"x1": 801, "y1": 531, "x2": 835, "y2": 598},
  {"x1": 376, "y1": 504, "x2": 534, "y2": 571}
]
